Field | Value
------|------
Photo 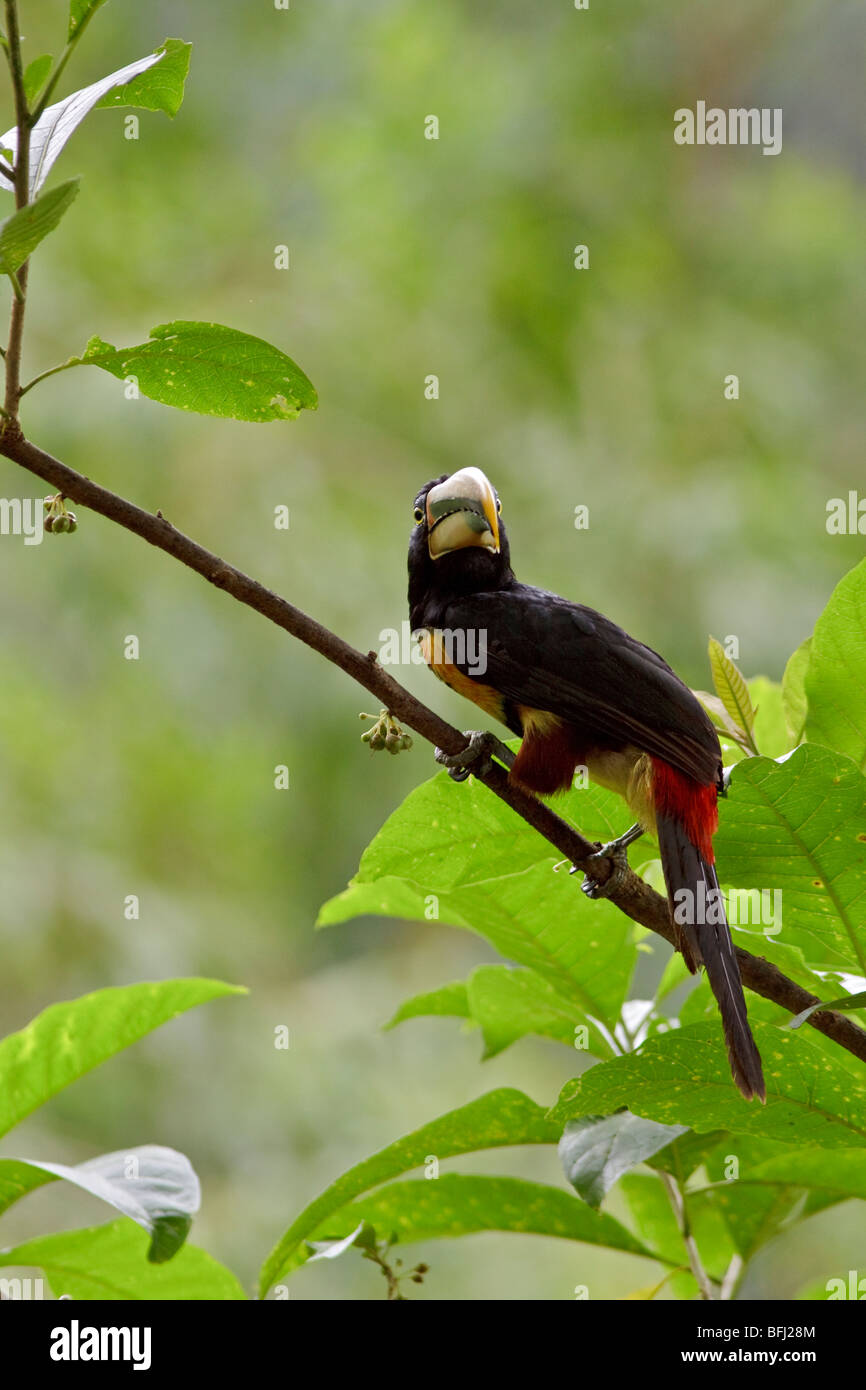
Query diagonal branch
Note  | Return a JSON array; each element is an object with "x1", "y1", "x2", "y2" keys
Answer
[{"x1": 1, "y1": 422, "x2": 865, "y2": 1070}]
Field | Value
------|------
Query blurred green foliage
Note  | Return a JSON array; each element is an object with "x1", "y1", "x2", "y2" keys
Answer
[{"x1": 0, "y1": 0, "x2": 863, "y2": 1297}]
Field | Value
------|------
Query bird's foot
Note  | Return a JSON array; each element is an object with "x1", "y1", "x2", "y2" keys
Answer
[
  {"x1": 435, "y1": 730, "x2": 516, "y2": 782},
  {"x1": 570, "y1": 823, "x2": 644, "y2": 900}
]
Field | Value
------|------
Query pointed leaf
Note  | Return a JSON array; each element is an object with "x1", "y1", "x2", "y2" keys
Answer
[
  {"x1": 715, "y1": 745, "x2": 866, "y2": 974},
  {"x1": 0, "y1": 178, "x2": 79, "y2": 274},
  {"x1": 69, "y1": 1, "x2": 109, "y2": 42},
  {"x1": 788, "y1": 989, "x2": 866, "y2": 1030},
  {"x1": 551, "y1": 1021, "x2": 866, "y2": 1148},
  {"x1": 708, "y1": 637, "x2": 756, "y2": 742},
  {"x1": 77, "y1": 322, "x2": 317, "y2": 422},
  {"x1": 96, "y1": 39, "x2": 191, "y2": 118},
  {"x1": 559, "y1": 1112, "x2": 688, "y2": 1208},
  {"x1": 385, "y1": 982, "x2": 470, "y2": 1029},
  {"x1": 306, "y1": 1175, "x2": 660, "y2": 1262},
  {"x1": 782, "y1": 637, "x2": 811, "y2": 744},
  {"x1": 0, "y1": 1146, "x2": 199, "y2": 1263},
  {"x1": 22, "y1": 55, "x2": 52, "y2": 106},
  {"x1": 259, "y1": 1088, "x2": 559, "y2": 1293},
  {"x1": 319, "y1": 769, "x2": 641, "y2": 1029},
  {"x1": 0, "y1": 1219, "x2": 245, "y2": 1299},
  {"x1": 805, "y1": 558, "x2": 866, "y2": 772},
  {"x1": 0, "y1": 978, "x2": 244, "y2": 1140}
]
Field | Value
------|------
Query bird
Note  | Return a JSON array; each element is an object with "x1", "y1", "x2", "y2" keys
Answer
[{"x1": 407, "y1": 465, "x2": 765, "y2": 1102}]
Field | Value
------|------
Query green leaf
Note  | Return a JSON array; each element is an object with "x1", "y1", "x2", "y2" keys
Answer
[
  {"x1": 715, "y1": 745, "x2": 866, "y2": 974},
  {"x1": 0, "y1": 1219, "x2": 245, "y2": 1299},
  {"x1": 22, "y1": 54, "x2": 53, "y2": 106},
  {"x1": 805, "y1": 559, "x2": 866, "y2": 772},
  {"x1": 304, "y1": 1174, "x2": 659, "y2": 1262},
  {"x1": 708, "y1": 637, "x2": 757, "y2": 743},
  {"x1": 388, "y1": 964, "x2": 605, "y2": 1057},
  {"x1": 559, "y1": 1112, "x2": 688, "y2": 1208},
  {"x1": 69, "y1": 1, "x2": 109, "y2": 42},
  {"x1": 96, "y1": 39, "x2": 192, "y2": 118},
  {"x1": 749, "y1": 677, "x2": 791, "y2": 759},
  {"x1": 697, "y1": 1134, "x2": 804, "y2": 1258},
  {"x1": 622, "y1": 1170, "x2": 734, "y2": 1286},
  {"x1": 788, "y1": 989, "x2": 866, "y2": 1030},
  {"x1": 319, "y1": 769, "x2": 640, "y2": 1029},
  {"x1": 0, "y1": 179, "x2": 79, "y2": 275},
  {"x1": 385, "y1": 981, "x2": 470, "y2": 1029},
  {"x1": 467, "y1": 965, "x2": 592, "y2": 1057},
  {"x1": 551, "y1": 1021, "x2": 866, "y2": 1147},
  {"x1": 0, "y1": 1146, "x2": 199, "y2": 1263},
  {"x1": 747, "y1": 1146, "x2": 866, "y2": 1202},
  {"x1": 0, "y1": 978, "x2": 244, "y2": 1141},
  {"x1": 259, "y1": 1088, "x2": 559, "y2": 1294},
  {"x1": 0, "y1": 46, "x2": 175, "y2": 196},
  {"x1": 782, "y1": 637, "x2": 811, "y2": 744},
  {"x1": 77, "y1": 322, "x2": 317, "y2": 422}
]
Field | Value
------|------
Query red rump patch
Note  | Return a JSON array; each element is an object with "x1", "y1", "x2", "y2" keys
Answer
[{"x1": 651, "y1": 758, "x2": 718, "y2": 862}]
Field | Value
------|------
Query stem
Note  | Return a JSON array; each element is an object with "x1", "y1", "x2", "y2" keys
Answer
[
  {"x1": 31, "y1": 5, "x2": 104, "y2": 123},
  {"x1": 19, "y1": 359, "x2": 81, "y2": 397},
  {"x1": 661, "y1": 1168, "x2": 716, "y2": 1301},
  {"x1": 720, "y1": 1253, "x2": 744, "y2": 1301},
  {"x1": 3, "y1": 0, "x2": 29, "y2": 419},
  {"x1": 0, "y1": 432, "x2": 864, "y2": 1072}
]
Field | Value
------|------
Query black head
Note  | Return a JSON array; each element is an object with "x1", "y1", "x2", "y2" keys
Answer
[{"x1": 408, "y1": 467, "x2": 514, "y2": 626}]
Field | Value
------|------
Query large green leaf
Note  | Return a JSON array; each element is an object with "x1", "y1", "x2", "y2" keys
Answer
[
  {"x1": 805, "y1": 559, "x2": 866, "y2": 772},
  {"x1": 0, "y1": 179, "x2": 79, "y2": 275},
  {"x1": 0, "y1": 1146, "x2": 199, "y2": 1263},
  {"x1": 319, "y1": 769, "x2": 640, "y2": 1028},
  {"x1": 78, "y1": 322, "x2": 317, "y2": 422},
  {"x1": 782, "y1": 637, "x2": 811, "y2": 744},
  {"x1": 305, "y1": 1174, "x2": 659, "y2": 1262},
  {"x1": 696, "y1": 1134, "x2": 804, "y2": 1259},
  {"x1": 0, "y1": 1219, "x2": 245, "y2": 1299},
  {"x1": 96, "y1": 39, "x2": 192, "y2": 118},
  {"x1": 551, "y1": 1021, "x2": 866, "y2": 1147},
  {"x1": 0, "y1": 978, "x2": 243, "y2": 1140},
  {"x1": 259, "y1": 1088, "x2": 558, "y2": 1294},
  {"x1": 715, "y1": 745, "x2": 866, "y2": 973}
]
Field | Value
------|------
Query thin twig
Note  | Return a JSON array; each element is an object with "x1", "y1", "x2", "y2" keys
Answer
[
  {"x1": 3, "y1": 0, "x2": 29, "y2": 418},
  {"x1": 19, "y1": 359, "x2": 79, "y2": 397},
  {"x1": 661, "y1": 1169, "x2": 716, "y2": 1301},
  {"x1": 0, "y1": 426, "x2": 865, "y2": 1072}
]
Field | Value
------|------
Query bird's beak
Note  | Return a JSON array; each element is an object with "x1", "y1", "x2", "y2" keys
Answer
[{"x1": 426, "y1": 467, "x2": 500, "y2": 560}]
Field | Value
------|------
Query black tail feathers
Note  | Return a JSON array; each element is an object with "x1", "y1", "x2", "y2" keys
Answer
[{"x1": 656, "y1": 811, "x2": 766, "y2": 1103}]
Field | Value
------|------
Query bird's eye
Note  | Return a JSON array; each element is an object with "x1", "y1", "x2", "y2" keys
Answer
[
  {"x1": 496, "y1": 497, "x2": 502, "y2": 515},
  {"x1": 413, "y1": 506, "x2": 424, "y2": 524}
]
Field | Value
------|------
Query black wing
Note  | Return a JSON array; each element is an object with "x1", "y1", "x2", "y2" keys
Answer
[{"x1": 441, "y1": 584, "x2": 722, "y2": 785}]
